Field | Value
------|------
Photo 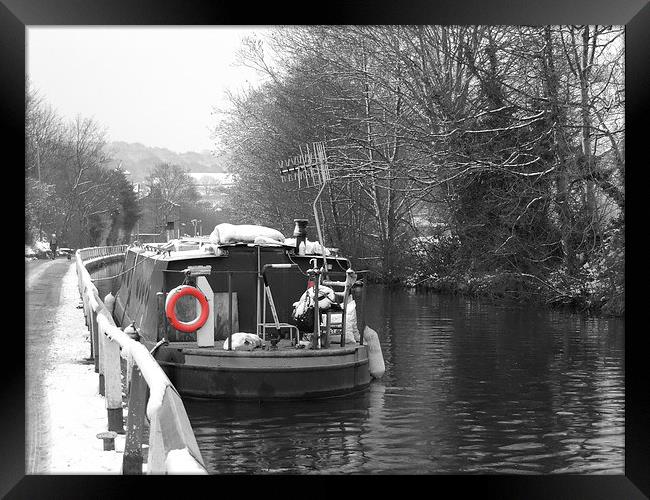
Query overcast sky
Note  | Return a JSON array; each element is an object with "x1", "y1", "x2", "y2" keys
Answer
[{"x1": 27, "y1": 27, "x2": 271, "y2": 153}]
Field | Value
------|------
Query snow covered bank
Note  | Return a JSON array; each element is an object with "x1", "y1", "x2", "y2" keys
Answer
[
  {"x1": 25, "y1": 240, "x2": 51, "y2": 260},
  {"x1": 41, "y1": 264, "x2": 128, "y2": 473}
]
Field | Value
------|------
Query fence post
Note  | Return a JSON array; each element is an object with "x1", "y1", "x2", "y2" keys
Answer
[
  {"x1": 123, "y1": 365, "x2": 147, "y2": 475},
  {"x1": 98, "y1": 322, "x2": 105, "y2": 396},
  {"x1": 125, "y1": 349, "x2": 135, "y2": 395},
  {"x1": 359, "y1": 278, "x2": 367, "y2": 346},
  {"x1": 147, "y1": 386, "x2": 207, "y2": 474},
  {"x1": 83, "y1": 290, "x2": 89, "y2": 327},
  {"x1": 104, "y1": 331, "x2": 124, "y2": 433},
  {"x1": 228, "y1": 272, "x2": 233, "y2": 349},
  {"x1": 89, "y1": 308, "x2": 95, "y2": 360},
  {"x1": 92, "y1": 310, "x2": 100, "y2": 372}
]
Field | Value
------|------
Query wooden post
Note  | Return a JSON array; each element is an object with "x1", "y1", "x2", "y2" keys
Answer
[
  {"x1": 89, "y1": 308, "x2": 95, "y2": 361},
  {"x1": 147, "y1": 386, "x2": 206, "y2": 474},
  {"x1": 256, "y1": 247, "x2": 261, "y2": 336},
  {"x1": 92, "y1": 308, "x2": 99, "y2": 372},
  {"x1": 359, "y1": 278, "x2": 366, "y2": 346},
  {"x1": 314, "y1": 272, "x2": 320, "y2": 349},
  {"x1": 324, "y1": 311, "x2": 331, "y2": 349},
  {"x1": 83, "y1": 289, "x2": 89, "y2": 327},
  {"x1": 227, "y1": 272, "x2": 233, "y2": 351},
  {"x1": 104, "y1": 334, "x2": 124, "y2": 433},
  {"x1": 98, "y1": 321, "x2": 105, "y2": 396},
  {"x1": 340, "y1": 292, "x2": 348, "y2": 348},
  {"x1": 196, "y1": 277, "x2": 215, "y2": 347},
  {"x1": 340, "y1": 270, "x2": 355, "y2": 347},
  {"x1": 125, "y1": 351, "x2": 134, "y2": 395},
  {"x1": 123, "y1": 365, "x2": 147, "y2": 475}
]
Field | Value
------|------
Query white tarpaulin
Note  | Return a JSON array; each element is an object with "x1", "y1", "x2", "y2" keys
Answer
[{"x1": 209, "y1": 223, "x2": 285, "y2": 245}]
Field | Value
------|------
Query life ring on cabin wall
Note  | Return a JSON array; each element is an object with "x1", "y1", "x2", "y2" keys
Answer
[{"x1": 165, "y1": 285, "x2": 210, "y2": 333}]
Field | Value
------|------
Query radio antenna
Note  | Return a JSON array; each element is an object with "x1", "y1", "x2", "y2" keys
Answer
[{"x1": 279, "y1": 141, "x2": 332, "y2": 271}]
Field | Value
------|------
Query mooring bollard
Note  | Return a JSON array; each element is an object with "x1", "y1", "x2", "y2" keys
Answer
[
  {"x1": 123, "y1": 365, "x2": 147, "y2": 475},
  {"x1": 97, "y1": 431, "x2": 117, "y2": 451}
]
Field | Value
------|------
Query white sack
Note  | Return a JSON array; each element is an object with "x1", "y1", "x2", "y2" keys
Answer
[
  {"x1": 292, "y1": 285, "x2": 336, "y2": 314},
  {"x1": 223, "y1": 332, "x2": 263, "y2": 351},
  {"x1": 209, "y1": 223, "x2": 285, "y2": 245},
  {"x1": 282, "y1": 238, "x2": 331, "y2": 256},
  {"x1": 306, "y1": 240, "x2": 331, "y2": 256}
]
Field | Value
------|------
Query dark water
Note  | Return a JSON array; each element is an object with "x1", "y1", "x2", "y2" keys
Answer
[{"x1": 93, "y1": 266, "x2": 624, "y2": 474}]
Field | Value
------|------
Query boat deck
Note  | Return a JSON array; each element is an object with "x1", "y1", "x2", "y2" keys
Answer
[
  {"x1": 153, "y1": 336, "x2": 370, "y2": 399},
  {"x1": 162, "y1": 337, "x2": 359, "y2": 357}
]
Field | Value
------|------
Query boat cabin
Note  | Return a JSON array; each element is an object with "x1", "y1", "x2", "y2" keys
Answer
[{"x1": 113, "y1": 238, "x2": 353, "y2": 348}]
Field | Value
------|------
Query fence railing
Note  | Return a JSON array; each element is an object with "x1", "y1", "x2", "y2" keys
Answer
[
  {"x1": 78, "y1": 245, "x2": 129, "y2": 262},
  {"x1": 75, "y1": 246, "x2": 207, "y2": 475}
]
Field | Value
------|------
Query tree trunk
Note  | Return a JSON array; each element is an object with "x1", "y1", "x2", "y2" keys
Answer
[
  {"x1": 543, "y1": 26, "x2": 575, "y2": 272},
  {"x1": 579, "y1": 26, "x2": 599, "y2": 238}
]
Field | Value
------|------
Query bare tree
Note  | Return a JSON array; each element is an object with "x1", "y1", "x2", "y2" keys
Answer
[{"x1": 215, "y1": 25, "x2": 624, "y2": 311}]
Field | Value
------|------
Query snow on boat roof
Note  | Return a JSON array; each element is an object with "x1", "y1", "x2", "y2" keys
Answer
[{"x1": 131, "y1": 241, "x2": 346, "y2": 262}]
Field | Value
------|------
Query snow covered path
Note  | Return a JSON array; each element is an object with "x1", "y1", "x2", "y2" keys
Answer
[
  {"x1": 25, "y1": 258, "x2": 71, "y2": 473},
  {"x1": 26, "y1": 260, "x2": 126, "y2": 474}
]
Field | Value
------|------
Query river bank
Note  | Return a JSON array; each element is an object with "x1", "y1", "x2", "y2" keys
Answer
[
  {"x1": 361, "y1": 224, "x2": 624, "y2": 318},
  {"x1": 366, "y1": 269, "x2": 624, "y2": 318}
]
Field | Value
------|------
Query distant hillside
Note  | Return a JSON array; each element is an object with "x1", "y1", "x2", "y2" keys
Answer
[{"x1": 104, "y1": 141, "x2": 227, "y2": 182}]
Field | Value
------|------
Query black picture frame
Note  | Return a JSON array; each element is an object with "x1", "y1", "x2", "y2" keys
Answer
[{"x1": 5, "y1": 0, "x2": 646, "y2": 497}]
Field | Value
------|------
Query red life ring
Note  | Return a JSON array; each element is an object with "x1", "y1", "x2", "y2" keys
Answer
[{"x1": 165, "y1": 285, "x2": 210, "y2": 333}]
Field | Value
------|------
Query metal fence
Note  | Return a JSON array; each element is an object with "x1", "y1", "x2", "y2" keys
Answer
[
  {"x1": 75, "y1": 246, "x2": 206, "y2": 475},
  {"x1": 77, "y1": 245, "x2": 129, "y2": 262}
]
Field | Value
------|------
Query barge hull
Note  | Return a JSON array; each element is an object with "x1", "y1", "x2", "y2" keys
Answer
[{"x1": 156, "y1": 345, "x2": 371, "y2": 400}]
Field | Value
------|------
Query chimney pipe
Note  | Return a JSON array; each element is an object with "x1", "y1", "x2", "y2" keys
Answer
[{"x1": 293, "y1": 219, "x2": 308, "y2": 255}]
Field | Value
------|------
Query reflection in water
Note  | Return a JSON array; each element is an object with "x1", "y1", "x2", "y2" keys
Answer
[{"x1": 94, "y1": 267, "x2": 624, "y2": 474}]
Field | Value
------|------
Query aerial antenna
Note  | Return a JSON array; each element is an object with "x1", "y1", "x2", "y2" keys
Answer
[{"x1": 279, "y1": 141, "x2": 332, "y2": 271}]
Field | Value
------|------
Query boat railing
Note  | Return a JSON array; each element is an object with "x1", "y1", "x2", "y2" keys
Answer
[{"x1": 75, "y1": 246, "x2": 207, "y2": 475}]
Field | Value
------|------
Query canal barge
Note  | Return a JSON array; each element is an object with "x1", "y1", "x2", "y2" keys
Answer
[{"x1": 111, "y1": 221, "x2": 384, "y2": 400}]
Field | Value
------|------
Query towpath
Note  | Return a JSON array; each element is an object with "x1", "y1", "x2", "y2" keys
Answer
[
  {"x1": 25, "y1": 258, "x2": 72, "y2": 473},
  {"x1": 25, "y1": 259, "x2": 125, "y2": 474}
]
